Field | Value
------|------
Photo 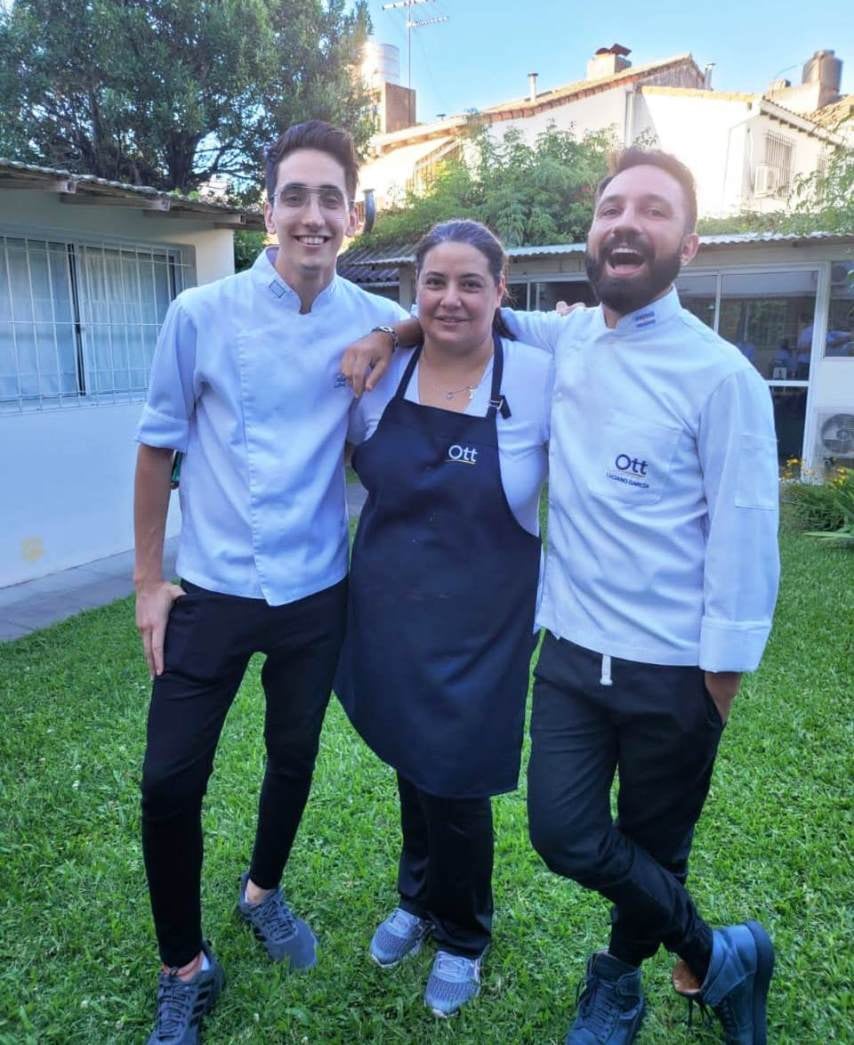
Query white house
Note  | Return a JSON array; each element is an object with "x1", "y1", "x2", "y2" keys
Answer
[
  {"x1": 340, "y1": 232, "x2": 854, "y2": 477},
  {"x1": 0, "y1": 160, "x2": 263, "y2": 587},
  {"x1": 359, "y1": 44, "x2": 848, "y2": 221}
]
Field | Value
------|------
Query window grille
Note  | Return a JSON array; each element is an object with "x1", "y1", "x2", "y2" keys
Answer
[
  {"x1": 0, "y1": 235, "x2": 192, "y2": 413},
  {"x1": 764, "y1": 133, "x2": 794, "y2": 193}
]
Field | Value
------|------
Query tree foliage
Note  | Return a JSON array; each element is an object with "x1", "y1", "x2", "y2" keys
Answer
[
  {"x1": 358, "y1": 123, "x2": 614, "y2": 249},
  {"x1": 0, "y1": 0, "x2": 373, "y2": 196}
]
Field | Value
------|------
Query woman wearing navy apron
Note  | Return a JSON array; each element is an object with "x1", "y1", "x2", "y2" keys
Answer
[{"x1": 337, "y1": 220, "x2": 552, "y2": 1017}]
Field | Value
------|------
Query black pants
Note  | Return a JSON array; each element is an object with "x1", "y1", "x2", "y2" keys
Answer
[
  {"x1": 396, "y1": 774, "x2": 493, "y2": 959},
  {"x1": 141, "y1": 578, "x2": 347, "y2": 968},
  {"x1": 527, "y1": 633, "x2": 723, "y2": 967}
]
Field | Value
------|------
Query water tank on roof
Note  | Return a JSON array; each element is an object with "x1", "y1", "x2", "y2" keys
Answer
[
  {"x1": 802, "y1": 49, "x2": 842, "y2": 93},
  {"x1": 362, "y1": 38, "x2": 401, "y2": 90}
]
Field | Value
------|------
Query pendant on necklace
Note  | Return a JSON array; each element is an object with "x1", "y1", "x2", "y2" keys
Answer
[
  {"x1": 445, "y1": 391, "x2": 455, "y2": 400},
  {"x1": 467, "y1": 387, "x2": 476, "y2": 401}
]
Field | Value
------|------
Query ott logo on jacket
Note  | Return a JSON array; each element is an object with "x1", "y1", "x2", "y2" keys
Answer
[
  {"x1": 607, "y1": 452, "x2": 650, "y2": 489},
  {"x1": 447, "y1": 444, "x2": 478, "y2": 464}
]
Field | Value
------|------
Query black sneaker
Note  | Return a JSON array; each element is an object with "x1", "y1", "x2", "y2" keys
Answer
[
  {"x1": 566, "y1": 952, "x2": 646, "y2": 1044},
  {"x1": 673, "y1": 922, "x2": 774, "y2": 1044},
  {"x1": 236, "y1": 871, "x2": 317, "y2": 969},
  {"x1": 146, "y1": 942, "x2": 224, "y2": 1045}
]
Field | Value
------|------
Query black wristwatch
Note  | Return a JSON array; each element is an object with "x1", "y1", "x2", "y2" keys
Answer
[{"x1": 371, "y1": 325, "x2": 400, "y2": 350}]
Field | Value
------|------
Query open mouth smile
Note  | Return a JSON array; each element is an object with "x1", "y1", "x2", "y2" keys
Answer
[
  {"x1": 604, "y1": 247, "x2": 649, "y2": 276},
  {"x1": 294, "y1": 235, "x2": 330, "y2": 246}
]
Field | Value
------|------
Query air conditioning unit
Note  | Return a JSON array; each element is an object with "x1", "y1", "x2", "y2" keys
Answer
[
  {"x1": 816, "y1": 412, "x2": 854, "y2": 462},
  {"x1": 754, "y1": 164, "x2": 781, "y2": 196}
]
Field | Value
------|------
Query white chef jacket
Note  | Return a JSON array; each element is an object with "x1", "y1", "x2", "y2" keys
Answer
[
  {"x1": 503, "y1": 289, "x2": 780, "y2": 671},
  {"x1": 137, "y1": 247, "x2": 407, "y2": 605}
]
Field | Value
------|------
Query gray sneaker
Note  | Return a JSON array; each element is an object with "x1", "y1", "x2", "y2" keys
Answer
[
  {"x1": 146, "y1": 942, "x2": 224, "y2": 1045},
  {"x1": 370, "y1": 907, "x2": 431, "y2": 968},
  {"x1": 236, "y1": 871, "x2": 317, "y2": 969},
  {"x1": 424, "y1": 950, "x2": 483, "y2": 1017}
]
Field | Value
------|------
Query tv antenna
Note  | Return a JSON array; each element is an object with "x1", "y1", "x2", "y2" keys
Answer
[{"x1": 381, "y1": 0, "x2": 449, "y2": 122}]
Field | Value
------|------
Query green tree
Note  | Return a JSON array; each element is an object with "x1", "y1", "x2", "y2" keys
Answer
[
  {"x1": 0, "y1": 0, "x2": 372, "y2": 195},
  {"x1": 356, "y1": 122, "x2": 615, "y2": 249}
]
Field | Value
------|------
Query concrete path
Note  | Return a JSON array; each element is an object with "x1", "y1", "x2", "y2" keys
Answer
[{"x1": 0, "y1": 483, "x2": 369, "y2": 642}]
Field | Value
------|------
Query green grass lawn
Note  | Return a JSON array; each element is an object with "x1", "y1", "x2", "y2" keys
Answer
[{"x1": 0, "y1": 531, "x2": 851, "y2": 1043}]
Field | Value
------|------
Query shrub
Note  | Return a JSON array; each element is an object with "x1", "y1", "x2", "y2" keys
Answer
[{"x1": 781, "y1": 461, "x2": 853, "y2": 544}]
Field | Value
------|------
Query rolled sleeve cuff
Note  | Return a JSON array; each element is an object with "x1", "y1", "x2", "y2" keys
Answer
[
  {"x1": 699, "y1": 615, "x2": 772, "y2": 673},
  {"x1": 136, "y1": 404, "x2": 189, "y2": 452}
]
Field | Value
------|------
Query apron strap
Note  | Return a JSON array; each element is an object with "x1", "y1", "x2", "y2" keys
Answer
[
  {"x1": 393, "y1": 343, "x2": 423, "y2": 400},
  {"x1": 486, "y1": 333, "x2": 511, "y2": 420},
  {"x1": 396, "y1": 334, "x2": 511, "y2": 417}
]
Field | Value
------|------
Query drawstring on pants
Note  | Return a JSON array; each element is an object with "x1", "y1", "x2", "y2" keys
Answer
[{"x1": 600, "y1": 654, "x2": 613, "y2": 687}]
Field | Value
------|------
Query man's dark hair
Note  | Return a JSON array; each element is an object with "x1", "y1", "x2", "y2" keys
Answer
[
  {"x1": 596, "y1": 148, "x2": 698, "y2": 232},
  {"x1": 265, "y1": 120, "x2": 359, "y2": 203}
]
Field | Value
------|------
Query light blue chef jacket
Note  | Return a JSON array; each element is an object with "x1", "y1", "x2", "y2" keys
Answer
[
  {"x1": 137, "y1": 247, "x2": 407, "y2": 606},
  {"x1": 503, "y1": 289, "x2": 780, "y2": 672}
]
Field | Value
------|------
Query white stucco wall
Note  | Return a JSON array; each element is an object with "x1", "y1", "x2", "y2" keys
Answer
[
  {"x1": 1, "y1": 189, "x2": 236, "y2": 587},
  {"x1": 637, "y1": 92, "x2": 830, "y2": 218}
]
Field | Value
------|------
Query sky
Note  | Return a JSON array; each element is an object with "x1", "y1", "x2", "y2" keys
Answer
[{"x1": 365, "y1": 0, "x2": 852, "y2": 125}]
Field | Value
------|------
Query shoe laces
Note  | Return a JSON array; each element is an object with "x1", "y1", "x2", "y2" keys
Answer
[
  {"x1": 575, "y1": 973, "x2": 621, "y2": 1037},
  {"x1": 434, "y1": 951, "x2": 478, "y2": 983},
  {"x1": 250, "y1": 889, "x2": 297, "y2": 942},
  {"x1": 155, "y1": 972, "x2": 195, "y2": 1038},
  {"x1": 387, "y1": 907, "x2": 423, "y2": 934}
]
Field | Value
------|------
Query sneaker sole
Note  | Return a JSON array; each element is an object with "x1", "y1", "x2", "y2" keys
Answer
[
  {"x1": 745, "y1": 921, "x2": 774, "y2": 1045},
  {"x1": 427, "y1": 983, "x2": 480, "y2": 1019}
]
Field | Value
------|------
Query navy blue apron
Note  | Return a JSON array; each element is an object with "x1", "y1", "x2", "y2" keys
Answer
[{"x1": 336, "y1": 335, "x2": 541, "y2": 798}]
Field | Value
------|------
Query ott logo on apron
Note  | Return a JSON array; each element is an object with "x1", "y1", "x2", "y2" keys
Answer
[{"x1": 447, "y1": 444, "x2": 479, "y2": 464}]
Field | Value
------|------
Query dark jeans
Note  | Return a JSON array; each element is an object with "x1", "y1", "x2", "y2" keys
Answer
[
  {"x1": 396, "y1": 774, "x2": 494, "y2": 959},
  {"x1": 527, "y1": 633, "x2": 723, "y2": 967},
  {"x1": 141, "y1": 578, "x2": 347, "y2": 968}
]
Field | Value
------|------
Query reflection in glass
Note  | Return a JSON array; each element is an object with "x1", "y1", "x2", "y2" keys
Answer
[
  {"x1": 772, "y1": 387, "x2": 807, "y2": 461},
  {"x1": 719, "y1": 270, "x2": 818, "y2": 381},
  {"x1": 534, "y1": 280, "x2": 595, "y2": 311},
  {"x1": 827, "y1": 261, "x2": 853, "y2": 358},
  {"x1": 676, "y1": 272, "x2": 716, "y2": 329}
]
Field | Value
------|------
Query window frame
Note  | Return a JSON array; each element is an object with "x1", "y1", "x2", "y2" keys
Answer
[{"x1": 0, "y1": 224, "x2": 194, "y2": 414}]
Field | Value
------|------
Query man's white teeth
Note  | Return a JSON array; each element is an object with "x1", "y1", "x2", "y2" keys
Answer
[{"x1": 299, "y1": 236, "x2": 326, "y2": 245}]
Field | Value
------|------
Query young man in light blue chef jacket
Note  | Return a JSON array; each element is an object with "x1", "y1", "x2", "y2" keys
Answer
[
  {"x1": 343, "y1": 148, "x2": 780, "y2": 1045},
  {"x1": 133, "y1": 120, "x2": 407, "y2": 1045}
]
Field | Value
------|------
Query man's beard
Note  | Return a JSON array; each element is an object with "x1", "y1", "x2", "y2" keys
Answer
[{"x1": 585, "y1": 232, "x2": 682, "y2": 316}]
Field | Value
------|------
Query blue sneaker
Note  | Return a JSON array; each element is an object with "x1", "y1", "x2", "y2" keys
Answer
[
  {"x1": 424, "y1": 950, "x2": 483, "y2": 1017},
  {"x1": 370, "y1": 907, "x2": 431, "y2": 968},
  {"x1": 672, "y1": 922, "x2": 774, "y2": 1044},
  {"x1": 566, "y1": 952, "x2": 645, "y2": 1044},
  {"x1": 237, "y1": 872, "x2": 317, "y2": 969},
  {"x1": 147, "y1": 942, "x2": 224, "y2": 1045}
]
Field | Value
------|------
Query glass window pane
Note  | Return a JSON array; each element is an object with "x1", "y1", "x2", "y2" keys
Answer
[
  {"x1": 772, "y1": 387, "x2": 807, "y2": 461},
  {"x1": 676, "y1": 272, "x2": 716, "y2": 329},
  {"x1": 534, "y1": 280, "x2": 595, "y2": 311},
  {"x1": 827, "y1": 262, "x2": 853, "y2": 358},
  {"x1": 719, "y1": 270, "x2": 818, "y2": 381}
]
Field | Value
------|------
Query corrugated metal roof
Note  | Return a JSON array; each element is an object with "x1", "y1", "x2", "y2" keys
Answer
[
  {"x1": 339, "y1": 230, "x2": 853, "y2": 286},
  {"x1": 0, "y1": 157, "x2": 265, "y2": 227}
]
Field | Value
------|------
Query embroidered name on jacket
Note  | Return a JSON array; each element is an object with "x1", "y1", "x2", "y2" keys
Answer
[{"x1": 606, "y1": 453, "x2": 650, "y2": 489}]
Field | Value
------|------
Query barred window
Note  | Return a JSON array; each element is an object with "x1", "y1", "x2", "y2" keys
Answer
[
  {"x1": 0, "y1": 235, "x2": 192, "y2": 413},
  {"x1": 764, "y1": 133, "x2": 794, "y2": 193}
]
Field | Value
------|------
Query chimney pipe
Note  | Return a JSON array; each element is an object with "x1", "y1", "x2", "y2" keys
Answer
[{"x1": 528, "y1": 72, "x2": 538, "y2": 102}]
